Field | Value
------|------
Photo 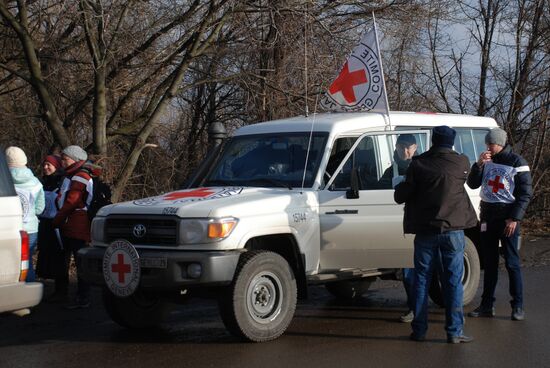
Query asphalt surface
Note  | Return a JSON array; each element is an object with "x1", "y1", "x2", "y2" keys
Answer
[{"x1": 1, "y1": 236, "x2": 550, "y2": 368}]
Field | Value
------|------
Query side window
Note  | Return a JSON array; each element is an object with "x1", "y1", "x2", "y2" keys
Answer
[
  {"x1": 0, "y1": 152, "x2": 16, "y2": 197},
  {"x1": 454, "y1": 128, "x2": 489, "y2": 165},
  {"x1": 330, "y1": 136, "x2": 377, "y2": 191},
  {"x1": 329, "y1": 132, "x2": 427, "y2": 191},
  {"x1": 472, "y1": 129, "x2": 489, "y2": 160},
  {"x1": 325, "y1": 137, "x2": 357, "y2": 181}
]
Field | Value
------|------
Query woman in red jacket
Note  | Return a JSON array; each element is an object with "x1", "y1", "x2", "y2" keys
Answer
[{"x1": 53, "y1": 145, "x2": 92, "y2": 309}]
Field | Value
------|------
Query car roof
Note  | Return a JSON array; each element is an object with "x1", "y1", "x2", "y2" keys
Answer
[{"x1": 234, "y1": 111, "x2": 498, "y2": 136}]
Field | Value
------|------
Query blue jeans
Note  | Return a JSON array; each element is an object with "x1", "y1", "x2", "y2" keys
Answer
[
  {"x1": 26, "y1": 232, "x2": 38, "y2": 282},
  {"x1": 480, "y1": 219, "x2": 523, "y2": 309},
  {"x1": 412, "y1": 231, "x2": 465, "y2": 338},
  {"x1": 403, "y1": 268, "x2": 415, "y2": 311}
]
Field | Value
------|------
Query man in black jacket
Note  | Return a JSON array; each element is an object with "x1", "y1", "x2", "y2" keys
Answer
[
  {"x1": 394, "y1": 126, "x2": 478, "y2": 344},
  {"x1": 467, "y1": 128, "x2": 532, "y2": 321}
]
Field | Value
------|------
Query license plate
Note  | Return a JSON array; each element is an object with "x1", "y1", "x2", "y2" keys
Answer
[{"x1": 140, "y1": 257, "x2": 167, "y2": 269}]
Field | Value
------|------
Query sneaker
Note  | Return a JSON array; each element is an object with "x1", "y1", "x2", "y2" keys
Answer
[
  {"x1": 447, "y1": 334, "x2": 474, "y2": 344},
  {"x1": 12, "y1": 308, "x2": 30, "y2": 317},
  {"x1": 65, "y1": 298, "x2": 91, "y2": 310},
  {"x1": 400, "y1": 310, "x2": 414, "y2": 323},
  {"x1": 511, "y1": 307, "x2": 525, "y2": 321},
  {"x1": 468, "y1": 305, "x2": 495, "y2": 318}
]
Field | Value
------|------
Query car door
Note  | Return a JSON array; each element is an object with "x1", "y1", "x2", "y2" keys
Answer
[{"x1": 318, "y1": 130, "x2": 429, "y2": 270}]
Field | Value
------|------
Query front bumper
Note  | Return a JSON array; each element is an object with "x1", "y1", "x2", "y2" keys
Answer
[{"x1": 78, "y1": 246, "x2": 242, "y2": 289}]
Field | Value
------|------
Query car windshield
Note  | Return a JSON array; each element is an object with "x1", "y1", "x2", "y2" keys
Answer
[{"x1": 203, "y1": 132, "x2": 328, "y2": 189}]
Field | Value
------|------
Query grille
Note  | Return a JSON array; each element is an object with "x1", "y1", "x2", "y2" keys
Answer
[{"x1": 105, "y1": 216, "x2": 178, "y2": 245}]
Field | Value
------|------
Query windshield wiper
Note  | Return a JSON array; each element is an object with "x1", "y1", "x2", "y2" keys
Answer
[
  {"x1": 203, "y1": 179, "x2": 234, "y2": 187},
  {"x1": 249, "y1": 178, "x2": 292, "y2": 190}
]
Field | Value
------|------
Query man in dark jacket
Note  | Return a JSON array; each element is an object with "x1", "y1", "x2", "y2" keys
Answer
[
  {"x1": 394, "y1": 126, "x2": 477, "y2": 344},
  {"x1": 467, "y1": 128, "x2": 532, "y2": 321}
]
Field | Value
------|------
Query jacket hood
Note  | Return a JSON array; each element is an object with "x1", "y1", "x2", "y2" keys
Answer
[
  {"x1": 65, "y1": 160, "x2": 86, "y2": 176},
  {"x1": 9, "y1": 167, "x2": 41, "y2": 186},
  {"x1": 82, "y1": 161, "x2": 103, "y2": 177}
]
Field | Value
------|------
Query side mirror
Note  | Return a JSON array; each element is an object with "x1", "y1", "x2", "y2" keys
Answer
[{"x1": 346, "y1": 168, "x2": 360, "y2": 199}]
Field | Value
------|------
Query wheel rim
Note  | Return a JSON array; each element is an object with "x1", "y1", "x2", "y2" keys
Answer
[{"x1": 246, "y1": 271, "x2": 283, "y2": 324}]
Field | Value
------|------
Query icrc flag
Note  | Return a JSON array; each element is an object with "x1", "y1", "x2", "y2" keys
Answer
[{"x1": 320, "y1": 23, "x2": 389, "y2": 113}]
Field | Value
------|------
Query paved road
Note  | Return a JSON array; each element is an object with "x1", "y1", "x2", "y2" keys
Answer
[{"x1": 1, "y1": 236, "x2": 549, "y2": 368}]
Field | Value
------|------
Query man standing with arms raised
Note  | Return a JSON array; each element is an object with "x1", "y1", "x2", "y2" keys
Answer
[{"x1": 395, "y1": 126, "x2": 477, "y2": 344}]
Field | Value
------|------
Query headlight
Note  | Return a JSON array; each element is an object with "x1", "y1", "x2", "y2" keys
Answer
[
  {"x1": 91, "y1": 217, "x2": 106, "y2": 242},
  {"x1": 179, "y1": 217, "x2": 238, "y2": 244}
]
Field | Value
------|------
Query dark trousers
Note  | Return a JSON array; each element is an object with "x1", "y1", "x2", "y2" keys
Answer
[
  {"x1": 56, "y1": 236, "x2": 90, "y2": 301},
  {"x1": 480, "y1": 219, "x2": 523, "y2": 309}
]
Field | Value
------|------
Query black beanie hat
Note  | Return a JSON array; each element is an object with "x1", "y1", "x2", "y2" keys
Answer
[
  {"x1": 432, "y1": 125, "x2": 456, "y2": 149},
  {"x1": 396, "y1": 134, "x2": 416, "y2": 146}
]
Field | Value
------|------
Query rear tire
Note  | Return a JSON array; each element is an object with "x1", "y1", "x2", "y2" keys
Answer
[
  {"x1": 102, "y1": 288, "x2": 172, "y2": 329},
  {"x1": 429, "y1": 237, "x2": 480, "y2": 307},
  {"x1": 325, "y1": 279, "x2": 372, "y2": 300},
  {"x1": 218, "y1": 250, "x2": 297, "y2": 342}
]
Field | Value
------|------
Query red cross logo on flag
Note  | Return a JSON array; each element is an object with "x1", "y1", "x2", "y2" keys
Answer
[
  {"x1": 328, "y1": 62, "x2": 368, "y2": 104},
  {"x1": 320, "y1": 22, "x2": 389, "y2": 113}
]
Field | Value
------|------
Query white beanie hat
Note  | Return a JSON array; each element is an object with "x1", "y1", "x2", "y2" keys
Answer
[
  {"x1": 5, "y1": 146, "x2": 27, "y2": 167},
  {"x1": 62, "y1": 145, "x2": 88, "y2": 162}
]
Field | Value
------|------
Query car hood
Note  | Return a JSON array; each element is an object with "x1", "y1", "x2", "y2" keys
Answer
[{"x1": 99, "y1": 187, "x2": 308, "y2": 218}]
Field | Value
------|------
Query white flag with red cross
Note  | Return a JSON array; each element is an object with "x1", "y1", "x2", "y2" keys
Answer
[{"x1": 320, "y1": 22, "x2": 389, "y2": 114}]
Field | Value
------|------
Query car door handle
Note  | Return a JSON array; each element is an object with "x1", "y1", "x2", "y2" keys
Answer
[{"x1": 325, "y1": 209, "x2": 358, "y2": 215}]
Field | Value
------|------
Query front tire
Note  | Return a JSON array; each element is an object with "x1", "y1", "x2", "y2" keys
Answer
[
  {"x1": 218, "y1": 250, "x2": 297, "y2": 342},
  {"x1": 429, "y1": 237, "x2": 480, "y2": 307},
  {"x1": 102, "y1": 288, "x2": 172, "y2": 329}
]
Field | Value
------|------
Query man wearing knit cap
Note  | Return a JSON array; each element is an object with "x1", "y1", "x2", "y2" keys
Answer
[
  {"x1": 394, "y1": 126, "x2": 477, "y2": 344},
  {"x1": 53, "y1": 145, "x2": 92, "y2": 308},
  {"x1": 377, "y1": 134, "x2": 418, "y2": 323},
  {"x1": 467, "y1": 127, "x2": 532, "y2": 321}
]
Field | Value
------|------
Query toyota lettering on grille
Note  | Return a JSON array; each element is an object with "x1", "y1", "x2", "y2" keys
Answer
[{"x1": 132, "y1": 224, "x2": 147, "y2": 238}]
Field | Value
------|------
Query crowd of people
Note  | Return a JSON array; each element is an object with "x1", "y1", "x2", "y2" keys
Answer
[{"x1": 6, "y1": 144, "x2": 105, "y2": 309}]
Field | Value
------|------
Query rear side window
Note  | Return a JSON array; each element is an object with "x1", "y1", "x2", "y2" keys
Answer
[
  {"x1": 0, "y1": 151, "x2": 16, "y2": 197},
  {"x1": 454, "y1": 128, "x2": 490, "y2": 165}
]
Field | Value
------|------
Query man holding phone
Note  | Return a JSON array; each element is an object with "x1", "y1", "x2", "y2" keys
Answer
[{"x1": 467, "y1": 128, "x2": 533, "y2": 321}]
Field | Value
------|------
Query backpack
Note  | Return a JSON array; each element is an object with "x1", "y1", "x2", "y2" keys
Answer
[{"x1": 88, "y1": 177, "x2": 112, "y2": 221}]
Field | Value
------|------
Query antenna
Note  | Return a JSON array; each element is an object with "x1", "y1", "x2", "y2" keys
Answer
[
  {"x1": 301, "y1": 94, "x2": 320, "y2": 189},
  {"x1": 304, "y1": 3, "x2": 309, "y2": 117}
]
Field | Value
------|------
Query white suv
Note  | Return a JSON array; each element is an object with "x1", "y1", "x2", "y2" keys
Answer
[
  {"x1": 80, "y1": 111, "x2": 496, "y2": 342},
  {"x1": 0, "y1": 150, "x2": 43, "y2": 315}
]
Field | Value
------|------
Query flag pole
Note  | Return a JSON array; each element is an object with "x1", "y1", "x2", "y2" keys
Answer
[{"x1": 372, "y1": 11, "x2": 392, "y2": 130}]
